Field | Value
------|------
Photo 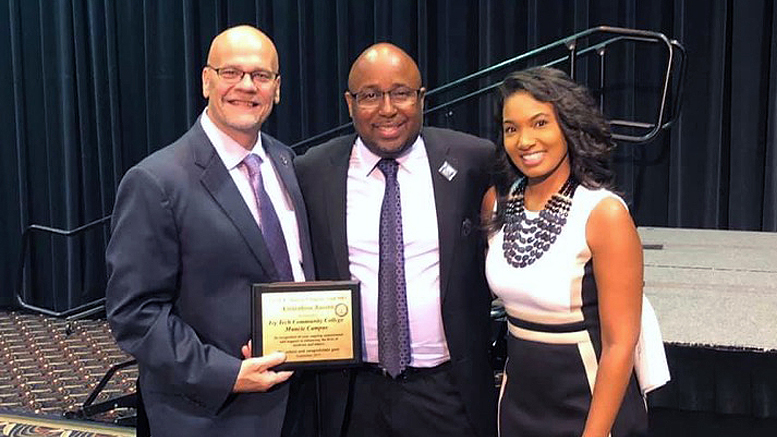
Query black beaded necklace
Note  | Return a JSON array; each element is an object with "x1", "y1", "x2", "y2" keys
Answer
[{"x1": 502, "y1": 176, "x2": 578, "y2": 268}]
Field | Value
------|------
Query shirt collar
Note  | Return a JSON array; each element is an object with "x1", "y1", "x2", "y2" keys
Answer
[
  {"x1": 201, "y1": 108, "x2": 266, "y2": 170},
  {"x1": 353, "y1": 132, "x2": 426, "y2": 178}
]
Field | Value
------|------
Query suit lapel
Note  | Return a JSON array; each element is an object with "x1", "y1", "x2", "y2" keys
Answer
[
  {"x1": 423, "y1": 129, "x2": 459, "y2": 302},
  {"x1": 192, "y1": 122, "x2": 280, "y2": 281},
  {"x1": 326, "y1": 137, "x2": 356, "y2": 279}
]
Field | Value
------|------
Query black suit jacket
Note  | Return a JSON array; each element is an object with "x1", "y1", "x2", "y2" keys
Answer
[
  {"x1": 106, "y1": 119, "x2": 314, "y2": 436},
  {"x1": 295, "y1": 126, "x2": 497, "y2": 437}
]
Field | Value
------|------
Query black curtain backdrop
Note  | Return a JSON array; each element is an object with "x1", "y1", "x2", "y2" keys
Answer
[{"x1": 2, "y1": 0, "x2": 776, "y2": 312}]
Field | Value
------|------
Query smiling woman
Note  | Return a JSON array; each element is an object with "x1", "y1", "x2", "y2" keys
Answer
[
  {"x1": 483, "y1": 67, "x2": 648, "y2": 437},
  {"x1": 501, "y1": 91, "x2": 571, "y2": 208}
]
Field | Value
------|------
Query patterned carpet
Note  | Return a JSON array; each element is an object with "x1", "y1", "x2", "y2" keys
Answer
[{"x1": 0, "y1": 311, "x2": 137, "y2": 430}]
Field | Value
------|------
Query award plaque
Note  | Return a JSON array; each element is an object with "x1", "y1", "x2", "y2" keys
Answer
[{"x1": 251, "y1": 281, "x2": 362, "y2": 370}]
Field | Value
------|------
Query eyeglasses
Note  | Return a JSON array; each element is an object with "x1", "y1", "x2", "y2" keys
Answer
[
  {"x1": 206, "y1": 65, "x2": 279, "y2": 85},
  {"x1": 347, "y1": 87, "x2": 423, "y2": 108}
]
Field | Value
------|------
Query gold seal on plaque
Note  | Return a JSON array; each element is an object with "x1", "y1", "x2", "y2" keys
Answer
[{"x1": 335, "y1": 303, "x2": 349, "y2": 317}]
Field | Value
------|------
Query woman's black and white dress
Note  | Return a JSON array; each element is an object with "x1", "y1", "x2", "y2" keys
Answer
[{"x1": 486, "y1": 185, "x2": 648, "y2": 437}]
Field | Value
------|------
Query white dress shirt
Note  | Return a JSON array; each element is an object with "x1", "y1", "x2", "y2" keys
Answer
[
  {"x1": 346, "y1": 135, "x2": 449, "y2": 367},
  {"x1": 201, "y1": 110, "x2": 305, "y2": 282}
]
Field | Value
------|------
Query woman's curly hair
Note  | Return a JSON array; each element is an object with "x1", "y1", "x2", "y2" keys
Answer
[{"x1": 489, "y1": 67, "x2": 617, "y2": 232}]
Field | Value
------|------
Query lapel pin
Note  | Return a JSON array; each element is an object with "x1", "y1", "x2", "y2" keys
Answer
[
  {"x1": 438, "y1": 161, "x2": 458, "y2": 181},
  {"x1": 280, "y1": 156, "x2": 289, "y2": 166}
]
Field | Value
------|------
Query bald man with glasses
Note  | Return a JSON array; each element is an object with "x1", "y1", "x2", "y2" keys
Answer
[
  {"x1": 296, "y1": 43, "x2": 497, "y2": 437},
  {"x1": 106, "y1": 25, "x2": 314, "y2": 436}
]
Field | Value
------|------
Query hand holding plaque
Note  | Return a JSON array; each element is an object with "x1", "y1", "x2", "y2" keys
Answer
[{"x1": 251, "y1": 281, "x2": 362, "y2": 370}]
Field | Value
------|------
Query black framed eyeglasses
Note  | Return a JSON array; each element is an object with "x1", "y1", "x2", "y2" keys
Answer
[
  {"x1": 206, "y1": 65, "x2": 279, "y2": 85},
  {"x1": 347, "y1": 87, "x2": 423, "y2": 108}
]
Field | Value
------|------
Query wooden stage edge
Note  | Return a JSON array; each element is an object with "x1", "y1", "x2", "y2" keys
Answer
[{"x1": 0, "y1": 410, "x2": 134, "y2": 436}]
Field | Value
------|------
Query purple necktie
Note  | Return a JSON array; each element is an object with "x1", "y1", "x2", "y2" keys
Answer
[
  {"x1": 241, "y1": 153, "x2": 294, "y2": 282},
  {"x1": 376, "y1": 158, "x2": 411, "y2": 377}
]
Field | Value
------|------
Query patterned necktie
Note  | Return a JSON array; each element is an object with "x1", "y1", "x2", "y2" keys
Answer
[
  {"x1": 376, "y1": 158, "x2": 411, "y2": 377},
  {"x1": 241, "y1": 153, "x2": 294, "y2": 282}
]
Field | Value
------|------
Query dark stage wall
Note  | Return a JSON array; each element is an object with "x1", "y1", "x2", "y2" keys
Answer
[{"x1": 2, "y1": 1, "x2": 777, "y2": 313}]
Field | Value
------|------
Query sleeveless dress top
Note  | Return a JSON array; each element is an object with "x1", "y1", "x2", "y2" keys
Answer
[{"x1": 486, "y1": 185, "x2": 647, "y2": 437}]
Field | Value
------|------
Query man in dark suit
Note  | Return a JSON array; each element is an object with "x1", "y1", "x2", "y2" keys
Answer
[
  {"x1": 106, "y1": 25, "x2": 314, "y2": 436},
  {"x1": 295, "y1": 43, "x2": 497, "y2": 437}
]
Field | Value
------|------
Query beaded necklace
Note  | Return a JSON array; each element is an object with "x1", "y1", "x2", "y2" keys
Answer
[{"x1": 502, "y1": 176, "x2": 577, "y2": 268}]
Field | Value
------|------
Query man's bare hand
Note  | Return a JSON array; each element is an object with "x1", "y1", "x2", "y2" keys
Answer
[{"x1": 233, "y1": 341, "x2": 293, "y2": 392}]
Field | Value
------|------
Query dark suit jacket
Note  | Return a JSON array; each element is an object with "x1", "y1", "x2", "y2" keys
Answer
[
  {"x1": 294, "y1": 126, "x2": 498, "y2": 437},
  {"x1": 106, "y1": 119, "x2": 314, "y2": 436}
]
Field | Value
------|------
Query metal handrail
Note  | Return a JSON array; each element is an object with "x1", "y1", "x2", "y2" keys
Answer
[
  {"x1": 290, "y1": 25, "x2": 686, "y2": 150},
  {"x1": 15, "y1": 214, "x2": 112, "y2": 319},
  {"x1": 64, "y1": 358, "x2": 139, "y2": 424},
  {"x1": 425, "y1": 31, "x2": 685, "y2": 143}
]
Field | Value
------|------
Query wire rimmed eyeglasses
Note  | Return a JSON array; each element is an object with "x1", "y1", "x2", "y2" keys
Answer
[
  {"x1": 206, "y1": 65, "x2": 280, "y2": 85},
  {"x1": 347, "y1": 87, "x2": 424, "y2": 108}
]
